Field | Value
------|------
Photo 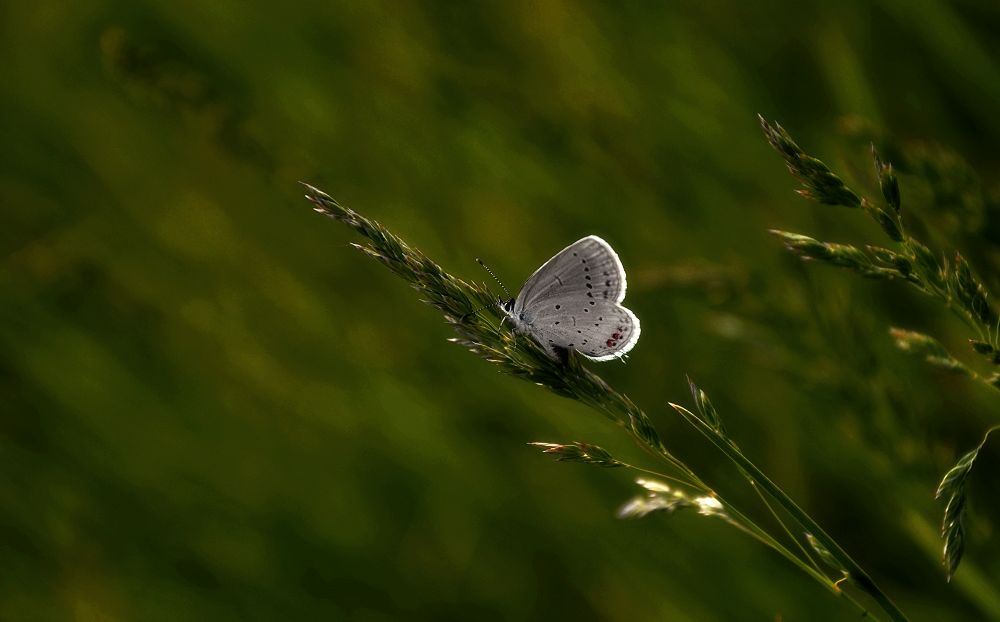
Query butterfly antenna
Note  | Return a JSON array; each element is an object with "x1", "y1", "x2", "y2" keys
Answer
[
  {"x1": 460, "y1": 258, "x2": 512, "y2": 323},
  {"x1": 476, "y1": 258, "x2": 512, "y2": 299}
]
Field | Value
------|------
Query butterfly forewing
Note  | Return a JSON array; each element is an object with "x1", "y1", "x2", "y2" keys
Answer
[{"x1": 514, "y1": 236, "x2": 626, "y2": 314}]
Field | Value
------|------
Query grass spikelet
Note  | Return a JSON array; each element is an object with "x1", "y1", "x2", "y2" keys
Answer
[
  {"x1": 761, "y1": 118, "x2": 1000, "y2": 579},
  {"x1": 528, "y1": 442, "x2": 623, "y2": 467},
  {"x1": 862, "y1": 198, "x2": 904, "y2": 242},
  {"x1": 759, "y1": 115, "x2": 862, "y2": 207},
  {"x1": 872, "y1": 145, "x2": 901, "y2": 213},
  {"x1": 617, "y1": 478, "x2": 728, "y2": 520},
  {"x1": 889, "y1": 328, "x2": 970, "y2": 374},
  {"x1": 760, "y1": 120, "x2": 999, "y2": 355},
  {"x1": 950, "y1": 252, "x2": 996, "y2": 329},
  {"x1": 769, "y1": 231, "x2": 903, "y2": 280},
  {"x1": 935, "y1": 427, "x2": 999, "y2": 582},
  {"x1": 687, "y1": 375, "x2": 726, "y2": 437}
]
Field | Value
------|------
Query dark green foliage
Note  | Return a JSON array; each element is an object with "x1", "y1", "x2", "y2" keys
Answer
[
  {"x1": 8, "y1": 3, "x2": 1000, "y2": 620},
  {"x1": 763, "y1": 118, "x2": 1000, "y2": 582}
]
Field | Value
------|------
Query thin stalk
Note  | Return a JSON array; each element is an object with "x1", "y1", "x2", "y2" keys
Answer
[
  {"x1": 700, "y1": 488, "x2": 879, "y2": 620},
  {"x1": 624, "y1": 453, "x2": 872, "y2": 618},
  {"x1": 749, "y1": 478, "x2": 823, "y2": 572},
  {"x1": 671, "y1": 403, "x2": 910, "y2": 622},
  {"x1": 979, "y1": 425, "x2": 1000, "y2": 447}
]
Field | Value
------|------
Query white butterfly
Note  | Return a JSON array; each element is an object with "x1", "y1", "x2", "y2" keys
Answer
[{"x1": 503, "y1": 236, "x2": 640, "y2": 361}]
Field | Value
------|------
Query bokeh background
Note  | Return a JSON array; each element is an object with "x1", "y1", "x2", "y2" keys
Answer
[{"x1": 4, "y1": 1, "x2": 1000, "y2": 620}]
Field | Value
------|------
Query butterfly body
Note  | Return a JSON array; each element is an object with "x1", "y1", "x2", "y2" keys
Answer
[{"x1": 504, "y1": 235, "x2": 640, "y2": 361}]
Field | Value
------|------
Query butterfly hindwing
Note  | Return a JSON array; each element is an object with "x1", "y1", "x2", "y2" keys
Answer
[{"x1": 524, "y1": 300, "x2": 640, "y2": 361}]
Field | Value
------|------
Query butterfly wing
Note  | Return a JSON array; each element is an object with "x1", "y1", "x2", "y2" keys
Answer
[
  {"x1": 513, "y1": 236, "x2": 639, "y2": 361},
  {"x1": 514, "y1": 236, "x2": 626, "y2": 314},
  {"x1": 524, "y1": 300, "x2": 640, "y2": 361}
]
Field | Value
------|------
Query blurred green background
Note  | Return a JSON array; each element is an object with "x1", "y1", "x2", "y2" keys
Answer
[{"x1": 4, "y1": 1, "x2": 1000, "y2": 619}]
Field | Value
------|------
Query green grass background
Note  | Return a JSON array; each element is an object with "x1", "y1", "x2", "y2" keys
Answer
[{"x1": 3, "y1": 1, "x2": 1000, "y2": 619}]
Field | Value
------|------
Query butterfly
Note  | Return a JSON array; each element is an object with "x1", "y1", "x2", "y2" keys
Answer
[{"x1": 502, "y1": 236, "x2": 640, "y2": 361}]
